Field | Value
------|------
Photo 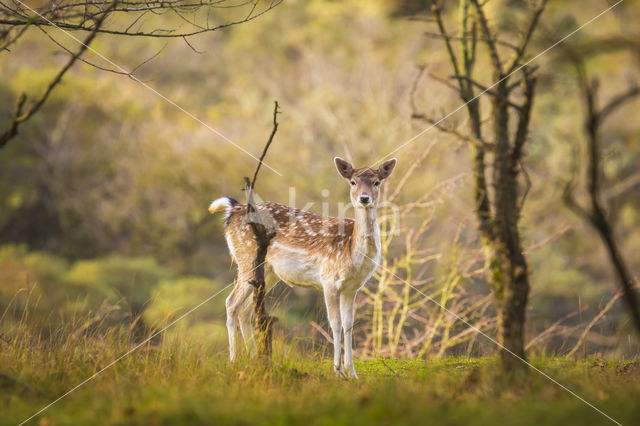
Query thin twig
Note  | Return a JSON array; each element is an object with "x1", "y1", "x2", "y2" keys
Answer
[
  {"x1": 411, "y1": 113, "x2": 494, "y2": 151},
  {"x1": 444, "y1": 74, "x2": 523, "y2": 111},
  {"x1": 250, "y1": 101, "x2": 280, "y2": 190},
  {"x1": 423, "y1": 31, "x2": 519, "y2": 52},
  {"x1": 567, "y1": 291, "x2": 621, "y2": 358},
  {"x1": 0, "y1": 0, "x2": 283, "y2": 38},
  {"x1": 470, "y1": 0, "x2": 502, "y2": 76},
  {"x1": 506, "y1": 0, "x2": 549, "y2": 74}
]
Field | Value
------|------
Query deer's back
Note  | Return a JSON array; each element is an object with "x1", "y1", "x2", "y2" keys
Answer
[{"x1": 224, "y1": 202, "x2": 355, "y2": 285}]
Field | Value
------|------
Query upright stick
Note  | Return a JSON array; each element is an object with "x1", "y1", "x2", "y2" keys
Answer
[{"x1": 243, "y1": 101, "x2": 280, "y2": 357}]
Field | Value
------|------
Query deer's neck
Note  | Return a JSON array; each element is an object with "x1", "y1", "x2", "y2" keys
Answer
[{"x1": 350, "y1": 207, "x2": 380, "y2": 262}]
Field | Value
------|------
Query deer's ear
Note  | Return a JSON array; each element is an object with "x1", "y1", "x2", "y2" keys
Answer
[
  {"x1": 334, "y1": 157, "x2": 354, "y2": 179},
  {"x1": 378, "y1": 158, "x2": 397, "y2": 179}
]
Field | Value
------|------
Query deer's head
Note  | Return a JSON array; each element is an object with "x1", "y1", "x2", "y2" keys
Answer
[{"x1": 334, "y1": 157, "x2": 397, "y2": 209}]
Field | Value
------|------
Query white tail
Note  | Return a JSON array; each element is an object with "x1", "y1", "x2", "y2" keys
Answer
[
  {"x1": 210, "y1": 157, "x2": 396, "y2": 378},
  {"x1": 208, "y1": 196, "x2": 237, "y2": 223}
]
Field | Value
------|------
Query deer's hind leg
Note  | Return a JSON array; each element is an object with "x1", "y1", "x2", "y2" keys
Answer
[
  {"x1": 237, "y1": 294, "x2": 255, "y2": 356},
  {"x1": 225, "y1": 270, "x2": 254, "y2": 362}
]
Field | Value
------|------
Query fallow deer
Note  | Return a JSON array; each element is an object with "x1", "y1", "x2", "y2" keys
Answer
[{"x1": 208, "y1": 157, "x2": 397, "y2": 378}]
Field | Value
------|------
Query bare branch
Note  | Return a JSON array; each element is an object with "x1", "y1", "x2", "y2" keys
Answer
[
  {"x1": 243, "y1": 100, "x2": 281, "y2": 358},
  {"x1": 427, "y1": 0, "x2": 465, "y2": 97},
  {"x1": 605, "y1": 173, "x2": 640, "y2": 201},
  {"x1": 411, "y1": 112, "x2": 494, "y2": 151},
  {"x1": 250, "y1": 101, "x2": 280, "y2": 190},
  {"x1": 129, "y1": 42, "x2": 168, "y2": 74},
  {"x1": 599, "y1": 86, "x2": 640, "y2": 123},
  {"x1": 409, "y1": 65, "x2": 493, "y2": 151},
  {"x1": 0, "y1": 21, "x2": 28, "y2": 51},
  {"x1": 422, "y1": 31, "x2": 519, "y2": 52},
  {"x1": 182, "y1": 35, "x2": 205, "y2": 54},
  {"x1": 517, "y1": 159, "x2": 531, "y2": 212},
  {"x1": 567, "y1": 290, "x2": 622, "y2": 358},
  {"x1": 506, "y1": 0, "x2": 549, "y2": 74},
  {"x1": 569, "y1": 35, "x2": 640, "y2": 59},
  {"x1": 124, "y1": 9, "x2": 148, "y2": 33},
  {"x1": 444, "y1": 74, "x2": 523, "y2": 111},
  {"x1": 38, "y1": 25, "x2": 129, "y2": 76},
  {"x1": 511, "y1": 68, "x2": 537, "y2": 162},
  {"x1": 470, "y1": 0, "x2": 502, "y2": 75},
  {"x1": 0, "y1": 0, "x2": 281, "y2": 149},
  {"x1": 0, "y1": 0, "x2": 283, "y2": 39},
  {"x1": 0, "y1": 1, "x2": 115, "y2": 148},
  {"x1": 562, "y1": 179, "x2": 591, "y2": 221},
  {"x1": 426, "y1": 71, "x2": 459, "y2": 93}
]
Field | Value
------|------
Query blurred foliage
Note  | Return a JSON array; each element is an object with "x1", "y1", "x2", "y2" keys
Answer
[
  {"x1": 0, "y1": 245, "x2": 74, "y2": 325},
  {"x1": 65, "y1": 256, "x2": 175, "y2": 314},
  {"x1": 145, "y1": 277, "x2": 226, "y2": 327},
  {"x1": 145, "y1": 276, "x2": 230, "y2": 348}
]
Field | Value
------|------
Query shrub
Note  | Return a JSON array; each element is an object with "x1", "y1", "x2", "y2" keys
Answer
[
  {"x1": 65, "y1": 256, "x2": 175, "y2": 315},
  {"x1": 0, "y1": 245, "x2": 69, "y2": 313}
]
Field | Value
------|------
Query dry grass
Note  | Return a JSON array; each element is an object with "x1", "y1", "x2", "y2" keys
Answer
[{"x1": 2, "y1": 313, "x2": 639, "y2": 426}]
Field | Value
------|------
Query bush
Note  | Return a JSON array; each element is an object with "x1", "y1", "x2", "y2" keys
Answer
[
  {"x1": 0, "y1": 245, "x2": 69, "y2": 314},
  {"x1": 0, "y1": 244, "x2": 67, "y2": 288},
  {"x1": 65, "y1": 256, "x2": 175, "y2": 314}
]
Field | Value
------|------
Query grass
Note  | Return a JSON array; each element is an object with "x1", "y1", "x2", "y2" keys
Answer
[{"x1": 2, "y1": 326, "x2": 640, "y2": 426}]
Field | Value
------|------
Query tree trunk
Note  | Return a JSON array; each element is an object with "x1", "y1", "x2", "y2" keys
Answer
[
  {"x1": 488, "y1": 81, "x2": 530, "y2": 368},
  {"x1": 422, "y1": 0, "x2": 543, "y2": 371}
]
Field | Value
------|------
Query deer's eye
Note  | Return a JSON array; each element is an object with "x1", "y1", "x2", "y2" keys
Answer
[
  {"x1": 350, "y1": 180, "x2": 356, "y2": 186},
  {"x1": 374, "y1": 181, "x2": 380, "y2": 187}
]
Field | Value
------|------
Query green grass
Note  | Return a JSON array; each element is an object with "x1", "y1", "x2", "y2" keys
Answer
[{"x1": 2, "y1": 328, "x2": 639, "y2": 426}]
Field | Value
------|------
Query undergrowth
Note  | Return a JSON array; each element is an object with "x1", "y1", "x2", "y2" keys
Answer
[{"x1": 1, "y1": 326, "x2": 639, "y2": 426}]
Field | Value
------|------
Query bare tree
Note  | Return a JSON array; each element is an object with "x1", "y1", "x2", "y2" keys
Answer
[
  {"x1": 563, "y1": 56, "x2": 640, "y2": 337},
  {"x1": 413, "y1": 0, "x2": 548, "y2": 370},
  {"x1": 0, "y1": 0, "x2": 281, "y2": 148}
]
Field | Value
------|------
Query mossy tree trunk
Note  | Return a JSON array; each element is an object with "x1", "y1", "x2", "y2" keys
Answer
[{"x1": 419, "y1": 0, "x2": 547, "y2": 370}]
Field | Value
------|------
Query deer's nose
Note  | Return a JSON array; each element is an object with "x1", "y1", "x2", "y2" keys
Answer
[{"x1": 359, "y1": 195, "x2": 371, "y2": 205}]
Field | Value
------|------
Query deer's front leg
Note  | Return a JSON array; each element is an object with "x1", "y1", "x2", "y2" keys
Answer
[
  {"x1": 323, "y1": 284, "x2": 343, "y2": 376},
  {"x1": 340, "y1": 291, "x2": 358, "y2": 379}
]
